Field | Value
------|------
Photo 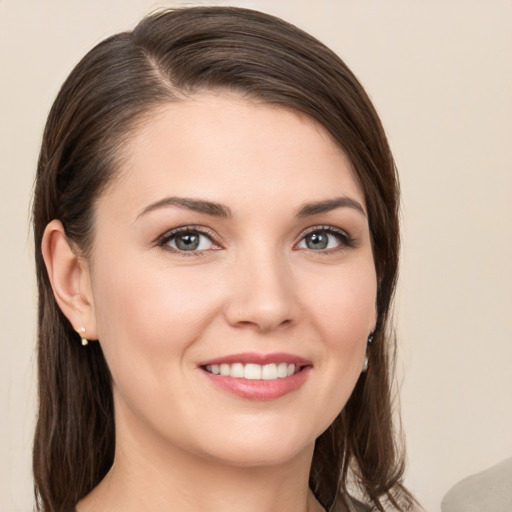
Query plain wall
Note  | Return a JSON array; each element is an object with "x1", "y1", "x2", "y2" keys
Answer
[{"x1": 1, "y1": 1, "x2": 511, "y2": 511}]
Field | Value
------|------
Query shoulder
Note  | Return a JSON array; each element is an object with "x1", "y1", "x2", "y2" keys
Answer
[{"x1": 441, "y1": 457, "x2": 512, "y2": 512}]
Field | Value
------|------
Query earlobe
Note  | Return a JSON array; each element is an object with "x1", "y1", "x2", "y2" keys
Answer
[{"x1": 41, "y1": 220, "x2": 97, "y2": 340}]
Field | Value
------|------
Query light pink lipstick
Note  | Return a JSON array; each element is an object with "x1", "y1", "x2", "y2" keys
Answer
[{"x1": 198, "y1": 352, "x2": 312, "y2": 400}]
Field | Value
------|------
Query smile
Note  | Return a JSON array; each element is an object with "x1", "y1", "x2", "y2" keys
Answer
[
  {"x1": 204, "y1": 362, "x2": 301, "y2": 380},
  {"x1": 199, "y1": 352, "x2": 312, "y2": 400}
]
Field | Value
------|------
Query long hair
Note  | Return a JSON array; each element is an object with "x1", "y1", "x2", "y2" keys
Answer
[{"x1": 33, "y1": 7, "x2": 415, "y2": 511}]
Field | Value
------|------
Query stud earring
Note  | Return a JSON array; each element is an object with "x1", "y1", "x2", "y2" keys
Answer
[
  {"x1": 362, "y1": 330, "x2": 375, "y2": 373},
  {"x1": 77, "y1": 327, "x2": 88, "y2": 346}
]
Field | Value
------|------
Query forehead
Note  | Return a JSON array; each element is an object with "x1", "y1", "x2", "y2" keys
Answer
[{"x1": 105, "y1": 93, "x2": 364, "y2": 215}]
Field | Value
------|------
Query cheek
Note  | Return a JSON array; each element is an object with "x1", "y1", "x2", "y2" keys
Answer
[
  {"x1": 301, "y1": 261, "x2": 376, "y2": 408},
  {"x1": 304, "y1": 261, "x2": 377, "y2": 340},
  {"x1": 90, "y1": 252, "x2": 223, "y2": 375}
]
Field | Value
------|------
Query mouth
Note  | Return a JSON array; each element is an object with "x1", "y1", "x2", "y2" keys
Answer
[
  {"x1": 198, "y1": 353, "x2": 312, "y2": 400},
  {"x1": 203, "y1": 362, "x2": 304, "y2": 380}
]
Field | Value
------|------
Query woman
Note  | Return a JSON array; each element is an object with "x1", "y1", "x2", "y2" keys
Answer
[{"x1": 33, "y1": 7, "x2": 417, "y2": 512}]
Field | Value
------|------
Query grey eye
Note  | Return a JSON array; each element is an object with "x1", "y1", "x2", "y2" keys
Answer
[
  {"x1": 297, "y1": 229, "x2": 346, "y2": 251},
  {"x1": 175, "y1": 232, "x2": 200, "y2": 250},
  {"x1": 166, "y1": 231, "x2": 215, "y2": 251},
  {"x1": 304, "y1": 232, "x2": 329, "y2": 250}
]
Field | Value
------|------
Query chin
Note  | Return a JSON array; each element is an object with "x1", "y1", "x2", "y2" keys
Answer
[
  {"x1": 206, "y1": 443, "x2": 313, "y2": 469},
  {"x1": 190, "y1": 423, "x2": 318, "y2": 468}
]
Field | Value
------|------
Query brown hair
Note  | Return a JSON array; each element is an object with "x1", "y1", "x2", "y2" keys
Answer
[{"x1": 33, "y1": 7, "x2": 416, "y2": 512}]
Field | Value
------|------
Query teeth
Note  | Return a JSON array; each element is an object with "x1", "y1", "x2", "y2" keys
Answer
[
  {"x1": 261, "y1": 363, "x2": 277, "y2": 380},
  {"x1": 277, "y1": 362, "x2": 288, "y2": 378},
  {"x1": 231, "y1": 363, "x2": 244, "y2": 378},
  {"x1": 244, "y1": 363, "x2": 261, "y2": 380},
  {"x1": 205, "y1": 362, "x2": 300, "y2": 380}
]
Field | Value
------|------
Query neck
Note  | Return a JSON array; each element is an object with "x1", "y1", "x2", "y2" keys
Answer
[{"x1": 77, "y1": 405, "x2": 325, "y2": 512}]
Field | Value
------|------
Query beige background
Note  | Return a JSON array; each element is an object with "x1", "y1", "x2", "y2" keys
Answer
[{"x1": 1, "y1": 1, "x2": 511, "y2": 511}]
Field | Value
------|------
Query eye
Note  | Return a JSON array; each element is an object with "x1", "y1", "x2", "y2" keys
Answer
[
  {"x1": 159, "y1": 228, "x2": 218, "y2": 252},
  {"x1": 296, "y1": 227, "x2": 352, "y2": 251}
]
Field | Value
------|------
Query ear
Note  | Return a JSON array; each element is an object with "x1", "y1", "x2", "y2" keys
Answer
[{"x1": 41, "y1": 219, "x2": 98, "y2": 340}]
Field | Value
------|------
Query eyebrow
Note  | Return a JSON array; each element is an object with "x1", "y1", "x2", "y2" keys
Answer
[
  {"x1": 297, "y1": 196, "x2": 366, "y2": 218},
  {"x1": 137, "y1": 197, "x2": 232, "y2": 219},
  {"x1": 136, "y1": 195, "x2": 366, "y2": 220}
]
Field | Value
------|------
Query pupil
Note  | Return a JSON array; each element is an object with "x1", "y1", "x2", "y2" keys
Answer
[
  {"x1": 307, "y1": 232, "x2": 328, "y2": 250},
  {"x1": 176, "y1": 233, "x2": 199, "y2": 251}
]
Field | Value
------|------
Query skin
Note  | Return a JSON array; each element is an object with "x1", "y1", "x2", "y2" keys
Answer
[{"x1": 43, "y1": 94, "x2": 377, "y2": 512}]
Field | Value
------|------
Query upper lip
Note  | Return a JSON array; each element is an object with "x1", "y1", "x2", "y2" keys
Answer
[{"x1": 199, "y1": 352, "x2": 312, "y2": 367}]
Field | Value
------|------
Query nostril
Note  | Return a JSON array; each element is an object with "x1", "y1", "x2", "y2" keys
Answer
[{"x1": 223, "y1": 270, "x2": 298, "y2": 332}]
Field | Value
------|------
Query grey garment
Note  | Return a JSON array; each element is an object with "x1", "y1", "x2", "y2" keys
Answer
[{"x1": 441, "y1": 457, "x2": 512, "y2": 512}]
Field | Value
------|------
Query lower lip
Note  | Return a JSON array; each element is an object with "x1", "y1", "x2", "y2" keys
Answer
[{"x1": 201, "y1": 366, "x2": 312, "y2": 400}]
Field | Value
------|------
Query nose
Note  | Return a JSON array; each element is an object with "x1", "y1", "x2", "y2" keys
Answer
[{"x1": 224, "y1": 248, "x2": 298, "y2": 333}]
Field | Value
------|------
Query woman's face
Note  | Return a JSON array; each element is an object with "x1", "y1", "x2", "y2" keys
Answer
[{"x1": 87, "y1": 94, "x2": 377, "y2": 467}]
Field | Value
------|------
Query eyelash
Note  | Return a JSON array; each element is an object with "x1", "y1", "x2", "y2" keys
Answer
[
  {"x1": 298, "y1": 225, "x2": 356, "y2": 252},
  {"x1": 157, "y1": 225, "x2": 220, "y2": 256},
  {"x1": 156, "y1": 225, "x2": 355, "y2": 254}
]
